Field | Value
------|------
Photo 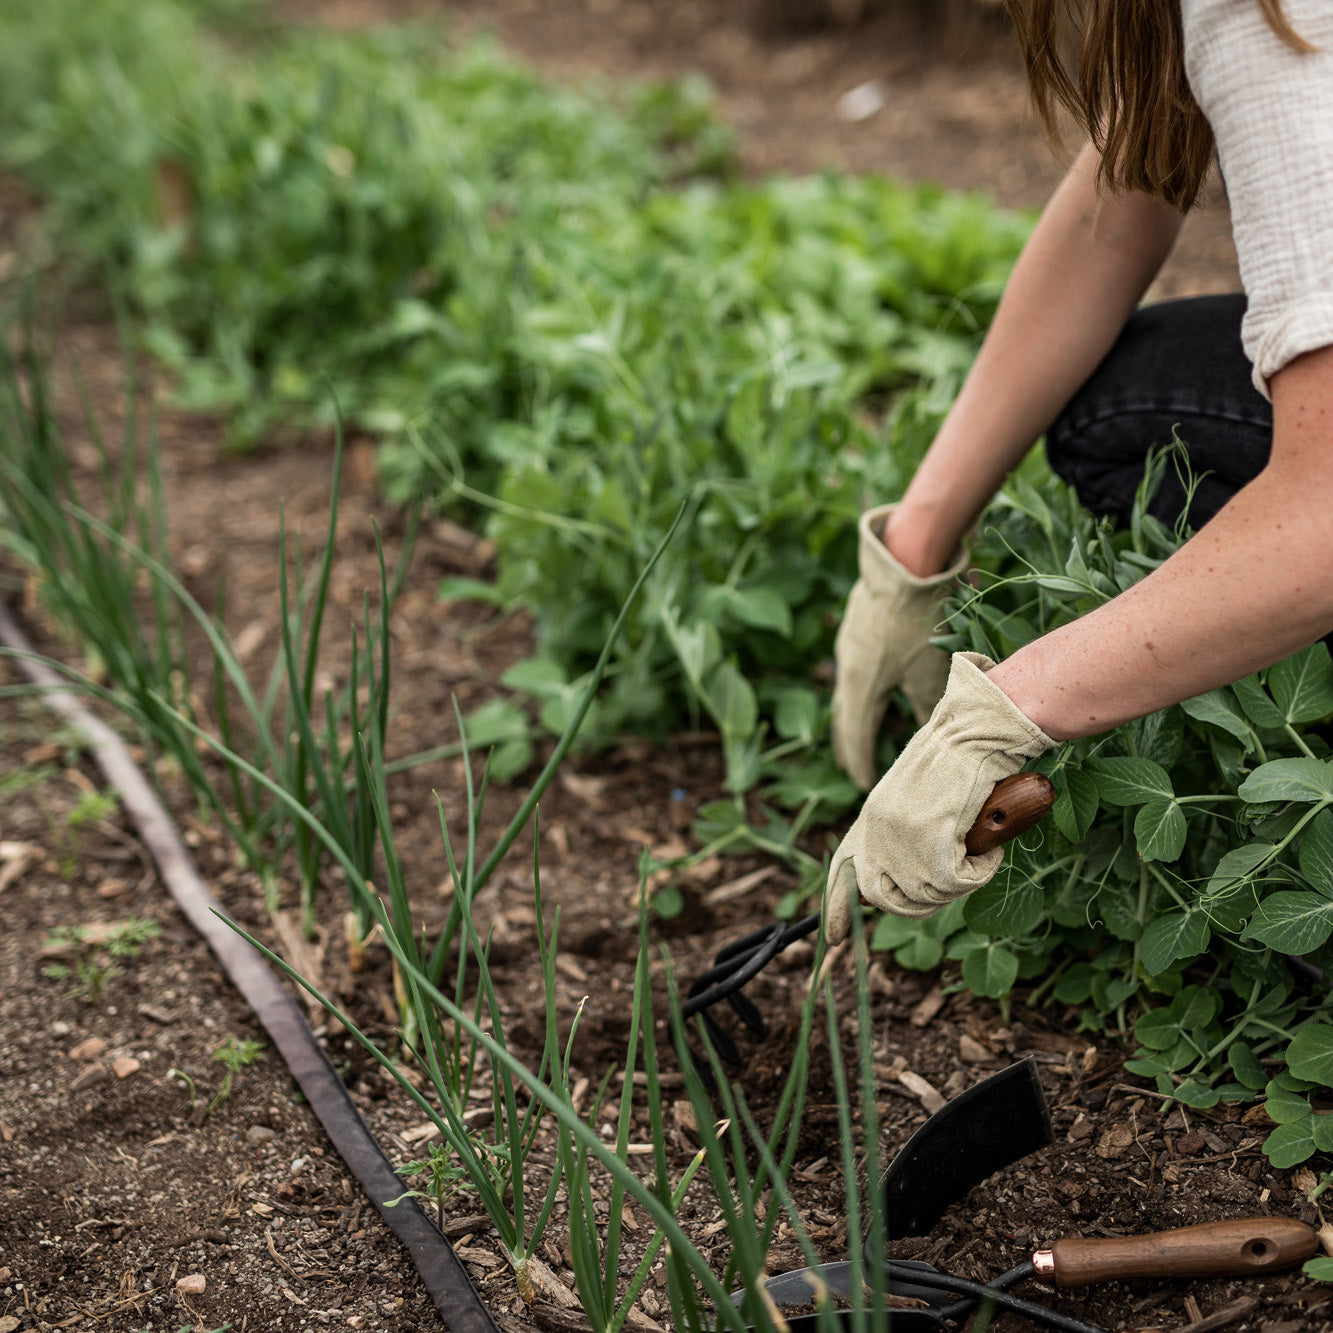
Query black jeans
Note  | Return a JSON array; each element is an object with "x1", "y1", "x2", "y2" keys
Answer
[{"x1": 1045, "y1": 294, "x2": 1272, "y2": 529}]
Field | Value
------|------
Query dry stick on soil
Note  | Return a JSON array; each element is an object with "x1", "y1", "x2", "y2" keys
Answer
[{"x1": 1167, "y1": 1295, "x2": 1257, "y2": 1333}]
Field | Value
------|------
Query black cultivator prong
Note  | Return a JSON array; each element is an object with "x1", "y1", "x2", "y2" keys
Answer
[
  {"x1": 700, "y1": 1009, "x2": 743, "y2": 1068},
  {"x1": 675, "y1": 911, "x2": 821, "y2": 1071},
  {"x1": 726, "y1": 987, "x2": 766, "y2": 1037}
]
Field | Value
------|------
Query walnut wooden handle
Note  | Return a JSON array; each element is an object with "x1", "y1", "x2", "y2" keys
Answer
[
  {"x1": 1033, "y1": 1218, "x2": 1319, "y2": 1288},
  {"x1": 964, "y1": 772, "x2": 1055, "y2": 856}
]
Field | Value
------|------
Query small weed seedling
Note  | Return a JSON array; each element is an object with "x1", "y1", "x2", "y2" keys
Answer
[
  {"x1": 59, "y1": 786, "x2": 119, "y2": 879},
  {"x1": 41, "y1": 916, "x2": 160, "y2": 1005},
  {"x1": 386, "y1": 1139, "x2": 486, "y2": 1228},
  {"x1": 208, "y1": 1034, "x2": 264, "y2": 1116}
]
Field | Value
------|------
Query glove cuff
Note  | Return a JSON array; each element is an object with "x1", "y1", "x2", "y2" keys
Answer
[
  {"x1": 945, "y1": 652, "x2": 1055, "y2": 759},
  {"x1": 858, "y1": 504, "x2": 969, "y2": 596}
]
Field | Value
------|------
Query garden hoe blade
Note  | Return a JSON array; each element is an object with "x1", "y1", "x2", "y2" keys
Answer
[
  {"x1": 880, "y1": 1057, "x2": 1053, "y2": 1240},
  {"x1": 739, "y1": 1061, "x2": 1058, "y2": 1329}
]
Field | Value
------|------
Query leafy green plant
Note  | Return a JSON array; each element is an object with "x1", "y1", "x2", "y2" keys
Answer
[
  {"x1": 238, "y1": 799, "x2": 877, "y2": 1333},
  {"x1": 57, "y1": 785, "x2": 119, "y2": 878},
  {"x1": 185, "y1": 503, "x2": 875, "y2": 1329},
  {"x1": 0, "y1": 0, "x2": 1031, "y2": 850},
  {"x1": 386, "y1": 1139, "x2": 481, "y2": 1229}
]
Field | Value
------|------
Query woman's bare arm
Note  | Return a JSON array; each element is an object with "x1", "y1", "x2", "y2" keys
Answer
[
  {"x1": 886, "y1": 143, "x2": 1184, "y2": 578},
  {"x1": 988, "y1": 342, "x2": 1333, "y2": 739}
]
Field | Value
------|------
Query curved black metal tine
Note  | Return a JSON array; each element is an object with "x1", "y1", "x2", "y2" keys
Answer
[
  {"x1": 683, "y1": 927, "x2": 787, "y2": 1018},
  {"x1": 688, "y1": 921, "x2": 786, "y2": 997},
  {"x1": 725, "y1": 987, "x2": 766, "y2": 1036},
  {"x1": 700, "y1": 1009, "x2": 742, "y2": 1068},
  {"x1": 882, "y1": 1261, "x2": 1107, "y2": 1333},
  {"x1": 683, "y1": 912, "x2": 822, "y2": 1020},
  {"x1": 712, "y1": 916, "x2": 796, "y2": 966}
]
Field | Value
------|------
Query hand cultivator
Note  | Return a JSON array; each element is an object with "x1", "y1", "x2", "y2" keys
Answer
[
  {"x1": 741, "y1": 1062, "x2": 1318, "y2": 1332},
  {"x1": 679, "y1": 771, "x2": 1057, "y2": 1067}
]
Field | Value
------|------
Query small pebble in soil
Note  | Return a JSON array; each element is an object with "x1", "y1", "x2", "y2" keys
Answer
[
  {"x1": 175, "y1": 1273, "x2": 207, "y2": 1296},
  {"x1": 69, "y1": 1036, "x2": 107, "y2": 1061},
  {"x1": 247, "y1": 1125, "x2": 277, "y2": 1145},
  {"x1": 70, "y1": 1063, "x2": 108, "y2": 1091}
]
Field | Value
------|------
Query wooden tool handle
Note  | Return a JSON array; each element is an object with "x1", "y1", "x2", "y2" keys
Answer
[
  {"x1": 1034, "y1": 1218, "x2": 1319, "y2": 1288},
  {"x1": 964, "y1": 772, "x2": 1055, "y2": 856}
]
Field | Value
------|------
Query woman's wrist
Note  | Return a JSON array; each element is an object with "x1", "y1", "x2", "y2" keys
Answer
[{"x1": 881, "y1": 503, "x2": 957, "y2": 578}]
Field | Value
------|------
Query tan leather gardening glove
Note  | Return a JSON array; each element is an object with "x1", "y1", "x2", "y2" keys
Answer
[
  {"x1": 832, "y1": 504, "x2": 969, "y2": 791},
  {"x1": 823, "y1": 651, "x2": 1054, "y2": 942}
]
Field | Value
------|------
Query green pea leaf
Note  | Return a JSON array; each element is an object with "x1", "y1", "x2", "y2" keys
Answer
[
  {"x1": 1124, "y1": 1053, "x2": 1170, "y2": 1078},
  {"x1": 1086, "y1": 756, "x2": 1174, "y2": 807},
  {"x1": 1138, "y1": 910, "x2": 1210, "y2": 974},
  {"x1": 1052, "y1": 963, "x2": 1095, "y2": 1005},
  {"x1": 1199, "y1": 879, "x2": 1262, "y2": 934},
  {"x1": 1134, "y1": 798, "x2": 1187, "y2": 862},
  {"x1": 960, "y1": 941, "x2": 1020, "y2": 998},
  {"x1": 704, "y1": 661, "x2": 758, "y2": 740},
  {"x1": 1238, "y1": 758, "x2": 1333, "y2": 805},
  {"x1": 963, "y1": 879, "x2": 1045, "y2": 936},
  {"x1": 652, "y1": 884, "x2": 684, "y2": 919},
  {"x1": 1205, "y1": 843, "x2": 1278, "y2": 897},
  {"x1": 1052, "y1": 766, "x2": 1100, "y2": 842},
  {"x1": 1241, "y1": 892, "x2": 1333, "y2": 955},
  {"x1": 1268, "y1": 642, "x2": 1333, "y2": 725},
  {"x1": 1134, "y1": 1007, "x2": 1182, "y2": 1052},
  {"x1": 1173, "y1": 985, "x2": 1223, "y2": 1030},
  {"x1": 1303, "y1": 1256, "x2": 1333, "y2": 1283},
  {"x1": 1299, "y1": 809, "x2": 1333, "y2": 898},
  {"x1": 1172, "y1": 1080, "x2": 1221, "y2": 1109},
  {"x1": 704, "y1": 584, "x2": 794, "y2": 637},
  {"x1": 1286, "y1": 1023, "x2": 1333, "y2": 1087},
  {"x1": 673, "y1": 619, "x2": 723, "y2": 686},
  {"x1": 1227, "y1": 1042, "x2": 1267, "y2": 1091},
  {"x1": 1179, "y1": 687, "x2": 1251, "y2": 742},
  {"x1": 1263, "y1": 1115, "x2": 1319, "y2": 1168},
  {"x1": 890, "y1": 931, "x2": 946, "y2": 973},
  {"x1": 1313, "y1": 1113, "x2": 1333, "y2": 1153},
  {"x1": 773, "y1": 686, "x2": 820, "y2": 743},
  {"x1": 1233, "y1": 675, "x2": 1286, "y2": 730}
]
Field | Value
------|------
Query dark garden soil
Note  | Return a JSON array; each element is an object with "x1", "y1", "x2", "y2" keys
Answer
[{"x1": 3, "y1": 5, "x2": 1330, "y2": 1333}]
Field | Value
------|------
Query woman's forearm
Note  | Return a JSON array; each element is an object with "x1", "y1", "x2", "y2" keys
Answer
[
  {"x1": 886, "y1": 145, "x2": 1184, "y2": 577},
  {"x1": 989, "y1": 344, "x2": 1333, "y2": 740}
]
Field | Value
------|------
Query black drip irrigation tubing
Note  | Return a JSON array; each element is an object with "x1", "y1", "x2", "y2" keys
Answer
[{"x1": 0, "y1": 599, "x2": 500, "y2": 1333}]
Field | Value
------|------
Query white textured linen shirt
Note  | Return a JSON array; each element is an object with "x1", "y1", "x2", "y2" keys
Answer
[{"x1": 1181, "y1": 0, "x2": 1333, "y2": 397}]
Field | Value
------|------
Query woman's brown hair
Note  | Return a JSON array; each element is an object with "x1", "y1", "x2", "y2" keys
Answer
[{"x1": 1005, "y1": 0, "x2": 1315, "y2": 211}]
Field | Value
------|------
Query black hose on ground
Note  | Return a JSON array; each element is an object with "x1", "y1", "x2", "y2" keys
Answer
[{"x1": 0, "y1": 599, "x2": 500, "y2": 1333}]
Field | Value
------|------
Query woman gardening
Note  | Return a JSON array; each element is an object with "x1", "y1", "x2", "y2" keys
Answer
[{"x1": 823, "y1": 0, "x2": 1333, "y2": 938}]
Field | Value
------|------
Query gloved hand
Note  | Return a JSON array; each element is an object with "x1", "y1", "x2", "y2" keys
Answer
[
  {"x1": 824, "y1": 651, "x2": 1054, "y2": 943},
  {"x1": 832, "y1": 504, "x2": 969, "y2": 791}
]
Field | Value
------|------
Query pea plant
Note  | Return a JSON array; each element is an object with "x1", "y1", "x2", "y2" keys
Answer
[{"x1": 914, "y1": 447, "x2": 1333, "y2": 1166}]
